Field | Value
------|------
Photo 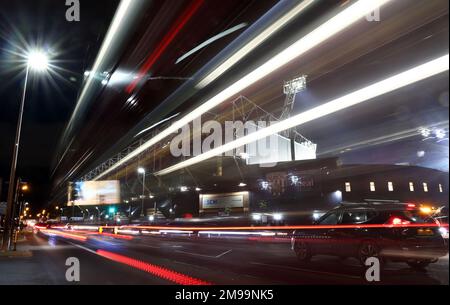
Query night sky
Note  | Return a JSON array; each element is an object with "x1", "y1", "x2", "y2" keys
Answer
[
  {"x1": 0, "y1": 1, "x2": 118, "y2": 209},
  {"x1": 1, "y1": 1, "x2": 448, "y2": 213}
]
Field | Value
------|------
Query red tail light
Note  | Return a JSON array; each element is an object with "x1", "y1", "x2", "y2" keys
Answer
[
  {"x1": 407, "y1": 203, "x2": 416, "y2": 208},
  {"x1": 388, "y1": 217, "x2": 411, "y2": 225}
]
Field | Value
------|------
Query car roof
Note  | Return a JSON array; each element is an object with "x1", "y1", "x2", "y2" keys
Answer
[{"x1": 333, "y1": 202, "x2": 414, "y2": 211}]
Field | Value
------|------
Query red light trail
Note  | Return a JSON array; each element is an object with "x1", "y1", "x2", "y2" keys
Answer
[
  {"x1": 119, "y1": 223, "x2": 448, "y2": 231},
  {"x1": 99, "y1": 232, "x2": 134, "y2": 240},
  {"x1": 67, "y1": 229, "x2": 134, "y2": 240},
  {"x1": 41, "y1": 229, "x2": 87, "y2": 242},
  {"x1": 96, "y1": 249, "x2": 212, "y2": 285},
  {"x1": 126, "y1": 0, "x2": 204, "y2": 93}
]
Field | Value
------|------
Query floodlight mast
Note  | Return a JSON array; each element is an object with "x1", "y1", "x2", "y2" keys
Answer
[
  {"x1": 280, "y1": 75, "x2": 307, "y2": 138},
  {"x1": 283, "y1": 75, "x2": 307, "y2": 95}
]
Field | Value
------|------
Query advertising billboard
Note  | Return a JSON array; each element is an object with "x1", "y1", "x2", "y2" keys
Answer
[
  {"x1": 68, "y1": 180, "x2": 120, "y2": 206},
  {"x1": 199, "y1": 192, "x2": 249, "y2": 214}
]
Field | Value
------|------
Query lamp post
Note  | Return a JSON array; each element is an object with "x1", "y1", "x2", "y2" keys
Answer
[
  {"x1": 1, "y1": 50, "x2": 49, "y2": 251},
  {"x1": 137, "y1": 167, "x2": 146, "y2": 217}
]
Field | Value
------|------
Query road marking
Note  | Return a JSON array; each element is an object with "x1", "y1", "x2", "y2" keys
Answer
[
  {"x1": 176, "y1": 249, "x2": 233, "y2": 259},
  {"x1": 250, "y1": 261, "x2": 361, "y2": 280},
  {"x1": 66, "y1": 241, "x2": 98, "y2": 255},
  {"x1": 216, "y1": 249, "x2": 233, "y2": 258},
  {"x1": 140, "y1": 244, "x2": 161, "y2": 249}
]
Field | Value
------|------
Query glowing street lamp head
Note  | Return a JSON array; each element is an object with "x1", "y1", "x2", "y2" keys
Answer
[
  {"x1": 27, "y1": 51, "x2": 49, "y2": 72},
  {"x1": 137, "y1": 167, "x2": 146, "y2": 174}
]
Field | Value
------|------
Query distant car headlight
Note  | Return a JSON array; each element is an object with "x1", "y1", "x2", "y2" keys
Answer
[
  {"x1": 252, "y1": 214, "x2": 261, "y2": 221},
  {"x1": 439, "y1": 227, "x2": 448, "y2": 238},
  {"x1": 273, "y1": 213, "x2": 283, "y2": 221}
]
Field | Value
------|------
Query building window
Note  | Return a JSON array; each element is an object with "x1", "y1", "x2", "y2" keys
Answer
[
  {"x1": 388, "y1": 182, "x2": 394, "y2": 192},
  {"x1": 370, "y1": 182, "x2": 376, "y2": 192},
  {"x1": 439, "y1": 184, "x2": 443, "y2": 193},
  {"x1": 423, "y1": 182, "x2": 428, "y2": 192},
  {"x1": 409, "y1": 182, "x2": 414, "y2": 192},
  {"x1": 345, "y1": 182, "x2": 351, "y2": 192}
]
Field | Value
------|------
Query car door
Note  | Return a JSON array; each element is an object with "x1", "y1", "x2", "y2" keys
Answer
[
  {"x1": 331, "y1": 209, "x2": 376, "y2": 257},
  {"x1": 316, "y1": 211, "x2": 342, "y2": 255}
]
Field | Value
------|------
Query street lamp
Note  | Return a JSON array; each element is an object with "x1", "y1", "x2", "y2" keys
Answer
[
  {"x1": 2, "y1": 50, "x2": 49, "y2": 251},
  {"x1": 27, "y1": 51, "x2": 49, "y2": 72},
  {"x1": 137, "y1": 167, "x2": 146, "y2": 217}
]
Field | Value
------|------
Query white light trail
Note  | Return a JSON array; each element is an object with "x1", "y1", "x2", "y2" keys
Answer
[
  {"x1": 93, "y1": 0, "x2": 391, "y2": 180},
  {"x1": 134, "y1": 112, "x2": 180, "y2": 138},
  {"x1": 176, "y1": 23, "x2": 248, "y2": 64},
  {"x1": 67, "y1": 0, "x2": 133, "y2": 128},
  {"x1": 196, "y1": 0, "x2": 316, "y2": 88},
  {"x1": 155, "y1": 54, "x2": 449, "y2": 176}
]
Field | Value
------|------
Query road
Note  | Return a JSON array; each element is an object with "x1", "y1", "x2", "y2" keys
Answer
[{"x1": 0, "y1": 231, "x2": 448, "y2": 285}]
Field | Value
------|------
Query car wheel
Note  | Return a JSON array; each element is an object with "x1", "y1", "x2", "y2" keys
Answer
[
  {"x1": 407, "y1": 261, "x2": 431, "y2": 270},
  {"x1": 294, "y1": 240, "x2": 311, "y2": 263},
  {"x1": 358, "y1": 241, "x2": 381, "y2": 266}
]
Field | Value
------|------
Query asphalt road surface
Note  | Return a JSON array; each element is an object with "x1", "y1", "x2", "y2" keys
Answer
[{"x1": 1, "y1": 231, "x2": 448, "y2": 285}]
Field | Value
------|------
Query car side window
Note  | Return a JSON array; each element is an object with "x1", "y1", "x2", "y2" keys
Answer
[
  {"x1": 319, "y1": 212, "x2": 339, "y2": 225},
  {"x1": 341, "y1": 210, "x2": 377, "y2": 224}
]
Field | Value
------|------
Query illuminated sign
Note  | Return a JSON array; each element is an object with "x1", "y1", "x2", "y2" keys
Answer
[
  {"x1": 199, "y1": 192, "x2": 249, "y2": 214},
  {"x1": 68, "y1": 180, "x2": 120, "y2": 206}
]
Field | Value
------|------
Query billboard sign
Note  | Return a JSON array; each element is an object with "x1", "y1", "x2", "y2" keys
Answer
[
  {"x1": 199, "y1": 192, "x2": 249, "y2": 214},
  {"x1": 68, "y1": 180, "x2": 120, "y2": 206}
]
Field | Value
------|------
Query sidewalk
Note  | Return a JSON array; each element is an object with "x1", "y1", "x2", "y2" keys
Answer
[
  {"x1": 0, "y1": 231, "x2": 33, "y2": 258},
  {"x1": 0, "y1": 233, "x2": 46, "y2": 285}
]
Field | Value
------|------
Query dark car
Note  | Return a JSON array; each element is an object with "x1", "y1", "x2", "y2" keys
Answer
[{"x1": 291, "y1": 202, "x2": 448, "y2": 269}]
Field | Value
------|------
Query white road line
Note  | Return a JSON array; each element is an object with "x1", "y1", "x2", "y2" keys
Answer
[
  {"x1": 216, "y1": 249, "x2": 233, "y2": 258},
  {"x1": 175, "y1": 249, "x2": 233, "y2": 259},
  {"x1": 140, "y1": 244, "x2": 161, "y2": 249},
  {"x1": 175, "y1": 250, "x2": 218, "y2": 258},
  {"x1": 66, "y1": 241, "x2": 98, "y2": 255},
  {"x1": 250, "y1": 261, "x2": 361, "y2": 280}
]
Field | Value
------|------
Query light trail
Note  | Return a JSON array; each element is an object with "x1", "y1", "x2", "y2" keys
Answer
[
  {"x1": 155, "y1": 54, "x2": 450, "y2": 176},
  {"x1": 93, "y1": 0, "x2": 391, "y2": 181},
  {"x1": 41, "y1": 229, "x2": 87, "y2": 242},
  {"x1": 126, "y1": 0, "x2": 204, "y2": 93},
  {"x1": 195, "y1": 0, "x2": 316, "y2": 88},
  {"x1": 96, "y1": 250, "x2": 212, "y2": 285},
  {"x1": 118, "y1": 223, "x2": 448, "y2": 231},
  {"x1": 176, "y1": 23, "x2": 248, "y2": 64}
]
